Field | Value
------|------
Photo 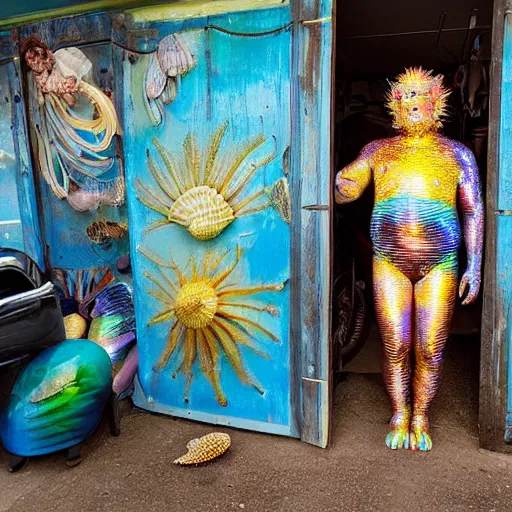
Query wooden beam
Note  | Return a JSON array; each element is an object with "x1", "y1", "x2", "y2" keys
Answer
[
  {"x1": 0, "y1": 0, "x2": 289, "y2": 29},
  {"x1": 479, "y1": 0, "x2": 511, "y2": 452},
  {"x1": 290, "y1": 0, "x2": 334, "y2": 448}
]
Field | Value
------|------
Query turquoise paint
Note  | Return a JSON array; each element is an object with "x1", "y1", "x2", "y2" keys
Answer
[
  {"x1": 0, "y1": 65, "x2": 24, "y2": 251},
  {"x1": 501, "y1": 17, "x2": 512, "y2": 441},
  {"x1": 125, "y1": 6, "x2": 295, "y2": 434},
  {"x1": 27, "y1": 42, "x2": 129, "y2": 271},
  {"x1": 0, "y1": 54, "x2": 43, "y2": 268},
  {"x1": 498, "y1": 18, "x2": 512, "y2": 211},
  {"x1": 497, "y1": 214, "x2": 512, "y2": 441}
]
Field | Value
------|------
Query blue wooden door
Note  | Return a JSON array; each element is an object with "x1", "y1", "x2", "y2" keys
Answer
[
  {"x1": 122, "y1": 1, "x2": 333, "y2": 444},
  {"x1": 494, "y1": 8, "x2": 512, "y2": 446}
]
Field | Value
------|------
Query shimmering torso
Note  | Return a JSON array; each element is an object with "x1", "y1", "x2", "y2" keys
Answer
[{"x1": 370, "y1": 135, "x2": 462, "y2": 280}]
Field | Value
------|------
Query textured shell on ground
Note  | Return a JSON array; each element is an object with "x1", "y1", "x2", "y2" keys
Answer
[
  {"x1": 168, "y1": 185, "x2": 235, "y2": 240},
  {"x1": 173, "y1": 432, "x2": 231, "y2": 465}
]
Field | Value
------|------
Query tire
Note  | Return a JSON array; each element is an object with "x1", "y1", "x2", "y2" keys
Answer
[{"x1": 332, "y1": 269, "x2": 372, "y2": 370}]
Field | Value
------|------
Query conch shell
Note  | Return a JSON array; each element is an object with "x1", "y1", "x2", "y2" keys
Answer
[{"x1": 173, "y1": 432, "x2": 231, "y2": 465}]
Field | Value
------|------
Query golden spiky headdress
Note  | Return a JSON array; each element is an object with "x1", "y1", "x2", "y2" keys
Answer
[{"x1": 386, "y1": 67, "x2": 451, "y2": 133}]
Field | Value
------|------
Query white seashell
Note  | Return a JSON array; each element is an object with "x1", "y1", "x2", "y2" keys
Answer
[
  {"x1": 145, "y1": 52, "x2": 167, "y2": 100},
  {"x1": 173, "y1": 432, "x2": 231, "y2": 465},
  {"x1": 160, "y1": 78, "x2": 177, "y2": 105},
  {"x1": 157, "y1": 35, "x2": 177, "y2": 75},
  {"x1": 168, "y1": 185, "x2": 235, "y2": 241},
  {"x1": 54, "y1": 47, "x2": 92, "y2": 79},
  {"x1": 174, "y1": 33, "x2": 195, "y2": 71},
  {"x1": 157, "y1": 34, "x2": 195, "y2": 78}
]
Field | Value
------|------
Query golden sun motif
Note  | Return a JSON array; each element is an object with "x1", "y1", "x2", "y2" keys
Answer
[
  {"x1": 135, "y1": 122, "x2": 276, "y2": 241},
  {"x1": 140, "y1": 245, "x2": 286, "y2": 406}
]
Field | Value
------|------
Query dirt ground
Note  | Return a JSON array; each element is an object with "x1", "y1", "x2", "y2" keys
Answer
[{"x1": 1, "y1": 335, "x2": 512, "y2": 512}]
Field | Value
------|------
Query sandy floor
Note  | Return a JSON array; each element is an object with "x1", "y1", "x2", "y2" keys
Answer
[{"x1": 1, "y1": 334, "x2": 512, "y2": 512}]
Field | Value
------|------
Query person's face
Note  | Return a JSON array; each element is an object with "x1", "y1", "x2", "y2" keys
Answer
[
  {"x1": 401, "y1": 90, "x2": 433, "y2": 124},
  {"x1": 394, "y1": 87, "x2": 436, "y2": 134}
]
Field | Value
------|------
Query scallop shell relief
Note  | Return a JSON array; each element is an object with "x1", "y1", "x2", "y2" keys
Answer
[{"x1": 136, "y1": 121, "x2": 277, "y2": 241}]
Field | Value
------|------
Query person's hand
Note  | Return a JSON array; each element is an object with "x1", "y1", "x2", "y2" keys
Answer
[
  {"x1": 335, "y1": 174, "x2": 359, "y2": 204},
  {"x1": 459, "y1": 268, "x2": 481, "y2": 305}
]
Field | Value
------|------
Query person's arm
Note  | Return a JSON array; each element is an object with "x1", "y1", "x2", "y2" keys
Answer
[
  {"x1": 334, "y1": 142, "x2": 374, "y2": 204},
  {"x1": 457, "y1": 144, "x2": 484, "y2": 305}
]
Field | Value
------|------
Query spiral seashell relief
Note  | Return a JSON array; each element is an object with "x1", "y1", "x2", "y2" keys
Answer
[{"x1": 135, "y1": 121, "x2": 277, "y2": 241}]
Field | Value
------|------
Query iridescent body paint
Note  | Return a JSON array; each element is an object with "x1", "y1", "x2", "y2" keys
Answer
[{"x1": 335, "y1": 68, "x2": 484, "y2": 451}]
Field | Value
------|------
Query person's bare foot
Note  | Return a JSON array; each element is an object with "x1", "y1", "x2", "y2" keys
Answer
[
  {"x1": 385, "y1": 411, "x2": 410, "y2": 450},
  {"x1": 409, "y1": 414, "x2": 432, "y2": 451}
]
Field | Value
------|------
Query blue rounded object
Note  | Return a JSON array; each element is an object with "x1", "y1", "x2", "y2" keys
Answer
[{"x1": 0, "y1": 339, "x2": 112, "y2": 457}]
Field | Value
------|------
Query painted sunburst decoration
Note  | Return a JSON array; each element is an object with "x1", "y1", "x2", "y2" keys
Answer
[
  {"x1": 135, "y1": 122, "x2": 276, "y2": 241},
  {"x1": 140, "y1": 245, "x2": 286, "y2": 406}
]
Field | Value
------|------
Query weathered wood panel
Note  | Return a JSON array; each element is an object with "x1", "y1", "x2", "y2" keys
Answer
[
  {"x1": 2, "y1": 0, "x2": 334, "y2": 445},
  {"x1": 124, "y1": 5, "x2": 298, "y2": 436},
  {"x1": 479, "y1": 0, "x2": 512, "y2": 452},
  {"x1": 19, "y1": 14, "x2": 129, "y2": 272},
  {"x1": 290, "y1": 0, "x2": 334, "y2": 447},
  {"x1": 0, "y1": 32, "x2": 43, "y2": 268}
]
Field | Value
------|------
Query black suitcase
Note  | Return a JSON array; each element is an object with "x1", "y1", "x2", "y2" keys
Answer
[{"x1": 0, "y1": 249, "x2": 65, "y2": 367}]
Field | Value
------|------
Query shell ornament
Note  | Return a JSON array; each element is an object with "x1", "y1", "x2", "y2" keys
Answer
[
  {"x1": 86, "y1": 220, "x2": 128, "y2": 245},
  {"x1": 21, "y1": 37, "x2": 123, "y2": 210},
  {"x1": 135, "y1": 122, "x2": 276, "y2": 241},
  {"x1": 174, "y1": 432, "x2": 231, "y2": 465},
  {"x1": 266, "y1": 177, "x2": 291, "y2": 224},
  {"x1": 53, "y1": 268, "x2": 138, "y2": 397},
  {"x1": 144, "y1": 33, "x2": 196, "y2": 126},
  {"x1": 63, "y1": 313, "x2": 88, "y2": 339},
  {"x1": 140, "y1": 245, "x2": 285, "y2": 406}
]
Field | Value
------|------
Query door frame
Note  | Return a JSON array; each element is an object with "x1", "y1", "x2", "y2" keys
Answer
[
  {"x1": 479, "y1": 0, "x2": 512, "y2": 452},
  {"x1": 290, "y1": 0, "x2": 335, "y2": 448}
]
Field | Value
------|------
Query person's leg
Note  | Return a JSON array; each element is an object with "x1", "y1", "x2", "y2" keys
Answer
[
  {"x1": 411, "y1": 259, "x2": 457, "y2": 451},
  {"x1": 373, "y1": 257, "x2": 413, "y2": 449}
]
